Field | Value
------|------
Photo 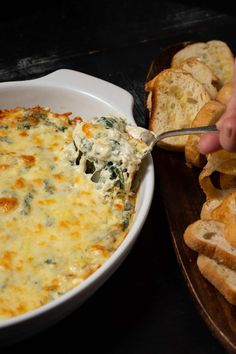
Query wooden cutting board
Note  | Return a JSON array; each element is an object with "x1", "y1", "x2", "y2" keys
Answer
[{"x1": 146, "y1": 41, "x2": 236, "y2": 354}]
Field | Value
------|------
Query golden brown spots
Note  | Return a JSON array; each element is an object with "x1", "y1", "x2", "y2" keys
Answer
[
  {"x1": 92, "y1": 244, "x2": 109, "y2": 257},
  {"x1": 35, "y1": 224, "x2": 43, "y2": 233},
  {"x1": 0, "y1": 131, "x2": 7, "y2": 137},
  {"x1": 15, "y1": 303, "x2": 27, "y2": 315},
  {"x1": 19, "y1": 131, "x2": 28, "y2": 137},
  {"x1": 71, "y1": 116, "x2": 83, "y2": 124},
  {"x1": 21, "y1": 155, "x2": 36, "y2": 166},
  {"x1": 54, "y1": 111, "x2": 72, "y2": 119},
  {"x1": 44, "y1": 278, "x2": 60, "y2": 292},
  {"x1": 54, "y1": 174, "x2": 63, "y2": 181},
  {"x1": 13, "y1": 178, "x2": 25, "y2": 189},
  {"x1": 0, "y1": 197, "x2": 18, "y2": 213},
  {"x1": 0, "y1": 164, "x2": 10, "y2": 170},
  {"x1": 0, "y1": 307, "x2": 17, "y2": 318},
  {"x1": 114, "y1": 203, "x2": 124, "y2": 211},
  {"x1": 60, "y1": 220, "x2": 69, "y2": 228},
  {"x1": 82, "y1": 123, "x2": 93, "y2": 138},
  {"x1": 50, "y1": 142, "x2": 59, "y2": 148},
  {"x1": 34, "y1": 137, "x2": 43, "y2": 145},
  {"x1": 0, "y1": 251, "x2": 16, "y2": 270}
]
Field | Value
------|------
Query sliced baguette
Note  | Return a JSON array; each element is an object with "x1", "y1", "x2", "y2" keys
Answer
[
  {"x1": 185, "y1": 100, "x2": 225, "y2": 168},
  {"x1": 177, "y1": 58, "x2": 219, "y2": 99},
  {"x1": 184, "y1": 219, "x2": 236, "y2": 271},
  {"x1": 148, "y1": 68, "x2": 210, "y2": 151},
  {"x1": 197, "y1": 254, "x2": 236, "y2": 305},
  {"x1": 145, "y1": 68, "x2": 183, "y2": 112},
  {"x1": 171, "y1": 40, "x2": 234, "y2": 87}
]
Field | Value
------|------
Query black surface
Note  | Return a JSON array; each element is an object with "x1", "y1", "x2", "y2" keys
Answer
[{"x1": 1, "y1": 1, "x2": 235, "y2": 353}]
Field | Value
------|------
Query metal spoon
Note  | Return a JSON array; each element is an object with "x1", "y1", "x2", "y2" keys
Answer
[
  {"x1": 126, "y1": 124, "x2": 218, "y2": 151},
  {"x1": 153, "y1": 124, "x2": 217, "y2": 144}
]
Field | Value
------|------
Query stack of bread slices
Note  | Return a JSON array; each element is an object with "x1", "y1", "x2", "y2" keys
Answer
[{"x1": 146, "y1": 39, "x2": 236, "y2": 305}]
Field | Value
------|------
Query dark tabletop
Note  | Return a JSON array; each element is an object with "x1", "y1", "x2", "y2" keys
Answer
[{"x1": 1, "y1": 1, "x2": 236, "y2": 353}]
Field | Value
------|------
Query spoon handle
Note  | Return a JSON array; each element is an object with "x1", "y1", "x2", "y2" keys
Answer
[{"x1": 155, "y1": 124, "x2": 217, "y2": 143}]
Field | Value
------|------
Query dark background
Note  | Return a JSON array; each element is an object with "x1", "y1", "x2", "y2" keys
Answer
[{"x1": 1, "y1": 1, "x2": 236, "y2": 353}]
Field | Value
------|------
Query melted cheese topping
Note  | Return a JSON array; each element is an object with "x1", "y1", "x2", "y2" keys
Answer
[
  {"x1": 0, "y1": 107, "x2": 146, "y2": 320},
  {"x1": 73, "y1": 116, "x2": 149, "y2": 198}
]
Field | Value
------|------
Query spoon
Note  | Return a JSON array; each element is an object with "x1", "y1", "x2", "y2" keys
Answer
[{"x1": 126, "y1": 124, "x2": 218, "y2": 151}]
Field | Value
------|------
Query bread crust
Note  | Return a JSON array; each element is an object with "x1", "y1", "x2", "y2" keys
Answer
[
  {"x1": 197, "y1": 255, "x2": 236, "y2": 305},
  {"x1": 148, "y1": 68, "x2": 210, "y2": 151},
  {"x1": 171, "y1": 40, "x2": 234, "y2": 86},
  {"x1": 184, "y1": 219, "x2": 236, "y2": 271},
  {"x1": 177, "y1": 58, "x2": 220, "y2": 98}
]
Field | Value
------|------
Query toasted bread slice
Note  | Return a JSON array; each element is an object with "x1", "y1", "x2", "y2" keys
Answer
[
  {"x1": 185, "y1": 100, "x2": 225, "y2": 168},
  {"x1": 197, "y1": 254, "x2": 236, "y2": 305},
  {"x1": 203, "y1": 192, "x2": 236, "y2": 248},
  {"x1": 148, "y1": 68, "x2": 210, "y2": 151},
  {"x1": 216, "y1": 81, "x2": 233, "y2": 105},
  {"x1": 184, "y1": 219, "x2": 236, "y2": 271},
  {"x1": 177, "y1": 58, "x2": 220, "y2": 99},
  {"x1": 171, "y1": 40, "x2": 234, "y2": 87},
  {"x1": 145, "y1": 68, "x2": 183, "y2": 113}
]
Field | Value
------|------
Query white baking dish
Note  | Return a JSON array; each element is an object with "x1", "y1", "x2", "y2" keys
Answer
[{"x1": 0, "y1": 69, "x2": 154, "y2": 344}]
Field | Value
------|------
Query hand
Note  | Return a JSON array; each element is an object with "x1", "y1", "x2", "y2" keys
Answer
[{"x1": 198, "y1": 58, "x2": 236, "y2": 154}]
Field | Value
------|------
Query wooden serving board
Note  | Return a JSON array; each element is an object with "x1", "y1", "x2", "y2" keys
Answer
[{"x1": 146, "y1": 42, "x2": 236, "y2": 354}]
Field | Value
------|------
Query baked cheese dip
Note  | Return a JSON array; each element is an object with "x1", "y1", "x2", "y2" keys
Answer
[{"x1": 0, "y1": 106, "x2": 149, "y2": 319}]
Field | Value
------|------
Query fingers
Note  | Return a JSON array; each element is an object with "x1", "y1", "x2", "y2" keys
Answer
[
  {"x1": 198, "y1": 117, "x2": 236, "y2": 154},
  {"x1": 218, "y1": 116, "x2": 236, "y2": 152},
  {"x1": 202, "y1": 59, "x2": 236, "y2": 154},
  {"x1": 198, "y1": 132, "x2": 221, "y2": 154},
  {"x1": 225, "y1": 58, "x2": 236, "y2": 111},
  {"x1": 198, "y1": 58, "x2": 236, "y2": 155}
]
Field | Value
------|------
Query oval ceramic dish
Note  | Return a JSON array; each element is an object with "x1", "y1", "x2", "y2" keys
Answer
[{"x1": 0, "y1": 69, "x2": 154, "y2": 344}]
